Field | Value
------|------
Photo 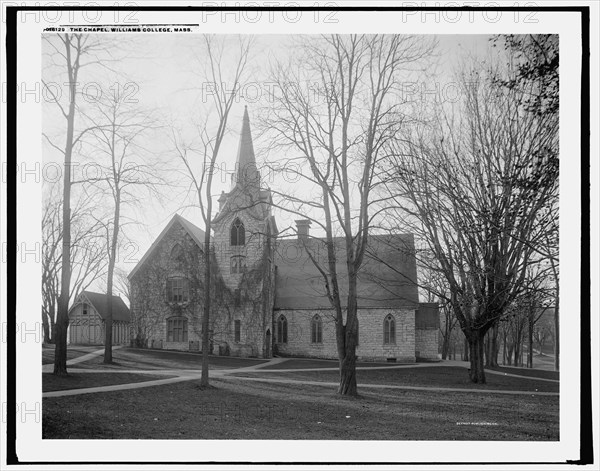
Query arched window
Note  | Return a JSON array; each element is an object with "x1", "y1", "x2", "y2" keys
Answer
[
  {"x1": 166, "y1": 277, "x2": 189, "y2": 303},
  {"x1": 234, "y1": 320, "x2": 241, "y2": 342},
  {"x1": 230, "y1": 255, "x2": 247, "y2": 274},
  {"x1": 230, "y1": 218, "x2": 245, "y2": 246},
  {"x1": 170, "y1": 243, "x2": 185, "y2": 268},
  {"x1": 277, "y1": 315, "x2": 288, "y2": 344},
  {"x1": 311, "y1": 314, "x2": 323, "y2": 344},
  {"x1": 384, "y1": 314, "x2": 396, "y2": 345},
  {"x1": 167, "y1": 317, "x2": 188, "y2": 342}
]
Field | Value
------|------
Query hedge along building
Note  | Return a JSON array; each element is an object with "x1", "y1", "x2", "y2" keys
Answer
[{"x1": 128, "y1": 108, "x2": 438, "y2": 361}]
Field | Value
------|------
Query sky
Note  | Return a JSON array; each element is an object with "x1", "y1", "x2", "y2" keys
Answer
[{"x1": 42, "y1": 33, "x2": 497, "y2": 298}]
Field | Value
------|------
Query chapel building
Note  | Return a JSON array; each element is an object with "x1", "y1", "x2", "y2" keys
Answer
[{"x1": 128, "y1": 107, "x2": 438, "y2": 361}]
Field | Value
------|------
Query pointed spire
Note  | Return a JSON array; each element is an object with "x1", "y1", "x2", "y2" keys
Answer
[{"x1": 233, "y1": 106, "x2": 260, "y2": 190}]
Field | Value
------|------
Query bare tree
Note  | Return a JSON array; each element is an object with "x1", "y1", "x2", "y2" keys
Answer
[
  {"x1": 493, "y1": 34, "x2": 559, "y2": 371},
  {"x1": 78, "y1": 89, "x2": 164, "y2": 363},
  {"x1": 114, "y1": 267, "x2": 131, "y2": 305},
  {"x1": 264, "y1": 35, "x2": 434, "y2": 395},
  {"x1": 42, "y1": 182, "x2": 107, "y2": 343},
  {"x1": 43, "y1": 33, "x2": 127, "y2": 375},
  {"x1": 171, "y1": 35, "x2": 251, "y2": 387},
  {"x1": 385, "y1": 54, "x2": 558, "y2": 383},
  {"x1": 521, "y1": 264, "x2": 555, "y2": 368}
]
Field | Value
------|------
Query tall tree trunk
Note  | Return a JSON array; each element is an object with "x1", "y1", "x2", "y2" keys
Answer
[
  {"x1": 468, "y1": 330, "x2": 486, "y2": 383},
  {"x1": 519, "y1": 339, "x2": 524, "y2": 367},
  {"x1": 441, "y1": 314, "x2": 451, "y2": 360},
  {"x1": 463, "y1": 336, "x2": 469, "y2": 362},
  {"x1": 200, "y1": 229, "x2": 211, "y2": 388},
  {"x1": 53, "y1": 34, "x2": 78, "y2": 376},
  {"x1": 338, "y1": 277, "x2": 358, "y2": 396},
  {"x1": 338, "y1": 353, "x2": 357, "y2": 395},
  {"x1": 441, "y1": 329, "x2": 449, "y2": 360},
  {"x1": 554, "y1": 295, "x2": 559, "y2": 371},
  {"x1": 527, "y1": 315, "x2": 534, "y2": 368},
  {"x1": 49, "y1": 304, "x2": 56, "y2": 343},
  {"x1": 502, "y1": 330, "x2": 507, "y2": 365},
  {"x1": 42, "y1": 310, "x2": 51, "y2": 344},
  {"x1": 104, "y1": 191, "x2": 120, "y2": 364},
  {"x1": 488, "y1": 322, "x2": 499, "y2": 367},
  {"x1": 484, "y1": 331, "x2": 491, "y2": 367},
  {"x1": 199, "y1": 143, "x2": 217, "y2": 388}
]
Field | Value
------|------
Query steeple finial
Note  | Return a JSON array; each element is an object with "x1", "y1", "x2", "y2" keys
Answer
[{"x1": 233, "y1": 106, "x2": 259, "y2": 190}]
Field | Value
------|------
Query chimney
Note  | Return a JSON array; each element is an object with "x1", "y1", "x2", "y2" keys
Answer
[{"x1": 295, "y1": 219, "x2": 311, "y2": 241}]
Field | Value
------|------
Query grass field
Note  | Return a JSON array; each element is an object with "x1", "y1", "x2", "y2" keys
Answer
[
  {"x1": 43, "y1": 377, "x2": 558, "y2": 440},
  {"x1": 42, "y1": 345, "x2": 101, "y2": 365},
  {"x1": 229, "y1": 366, "x2": 558, "y2": 393},
  {"x1": 43, "y1": 372, "x2": 176, "y2": 392},
  {"x1": 42, "y1": 347, "x2": 559, "y2": 440},
  {"x1": 65, "y1": 347, "x2": 269, "y2": 370}
]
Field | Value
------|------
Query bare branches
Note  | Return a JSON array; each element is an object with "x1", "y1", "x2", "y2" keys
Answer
[
  {"x1": 382, "y1": 42, "x2": 558, "y2": 381},
  {"x1": 262, "y1": 34, "x2": 436, "y2": 395}
]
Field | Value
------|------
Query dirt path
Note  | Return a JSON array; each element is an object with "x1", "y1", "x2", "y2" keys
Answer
[
  {"x1": 42, "y1": 346, "x2": 124, "y2": 373},
  {"x1": 219, "y1": 374, "x2": 559, "y2": 396},
  {"x1": 43, "y1": 354, "x2": 557, "y2": 398}
]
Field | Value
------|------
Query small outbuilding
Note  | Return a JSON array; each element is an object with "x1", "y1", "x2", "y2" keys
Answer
[{"x1": 68, "y1": 290, "x2": 131, "y2": 345}]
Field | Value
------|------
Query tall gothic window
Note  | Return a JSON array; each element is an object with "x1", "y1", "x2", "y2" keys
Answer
[
  {"x1": 383, "y1": 314, "x2": 396, "y2": 345},
  {"x1": 170, "y1": 243, "x2": 185, "y2": 268},
  {"x1": 234, "y1": 320, "x2": 241, "y2": 342},
  {"x1": 166, "y1": 277, "x2": 189, "y2": 303},
  {"x1": 167, "y1": 317, "x2": 188, "y2": 342},
  {"x1": 230, "y1": 218, "x2": 245, "y2": 246},
  {"x1": 277, "y1": 315, "x2": 288, "y2": 344},
  {"x1": 311, "y1": 314, "x2": 323, "y2": 344}
]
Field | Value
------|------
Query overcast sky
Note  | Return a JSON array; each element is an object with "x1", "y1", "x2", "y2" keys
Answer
[{"x1": 42, "y1": 34, "x2": 496, "y2": 297}]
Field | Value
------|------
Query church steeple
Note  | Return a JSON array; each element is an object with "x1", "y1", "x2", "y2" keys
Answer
[{"x1": 232, "y1": 106, "x2": 260, "y2": 190}]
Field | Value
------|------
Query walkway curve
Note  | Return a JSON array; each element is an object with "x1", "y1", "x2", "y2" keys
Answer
[
  {"x1": 218, "y1": 375, "x2": 559, "y2": 396},
  {"x1": 42, "y1": 356, "x2": 558, "y2": 398}
]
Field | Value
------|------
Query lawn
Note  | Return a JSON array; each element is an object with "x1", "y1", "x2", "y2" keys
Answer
[
  {"x1": 262, "y1": 358, "x2": 399, "y2": 370},
  {"x1": 42, "y1": 345, "x2": 101, "y2": 365},
  {"x1": 41, "y1": 347, "x2": 559, "y2": 440},
  {"x1": 488, "y1": 365, "x2": 559, "y2": 381},
  {"x1": 68, "y1": 347, "x2": 269, "y2": 371},
  {"x1": 42, "y1": 377, "x2": 559, "y2": 440},
  {"x1": 43, "y1": 372, "x2": 176, "y2": 392},
  {"x1": 229, "y1": 366, "x2": 559, "y2": 393}
]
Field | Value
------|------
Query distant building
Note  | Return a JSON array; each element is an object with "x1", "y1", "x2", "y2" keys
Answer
[
  {"x1": 128, "y1": 108, "x2": 438, "y2": 361},
  {"x1": 68, "y1": 290, "x2": 131, "y2": 345}
]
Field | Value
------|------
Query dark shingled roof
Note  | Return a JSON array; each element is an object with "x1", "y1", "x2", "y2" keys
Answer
[
  {"x1": 274, "y1": 234, "x2": 418, "y2": 310},
  {"x1": 78, "y1": 291, "x2": 131, "y2": 322}
]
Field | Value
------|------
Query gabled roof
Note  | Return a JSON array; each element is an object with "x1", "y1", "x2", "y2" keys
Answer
[
  {"x1": 128, "y1": 214, "x2": 205, "y2": 280},
  {"x1": 274, "y1": 233, "x2": 419, "y2": 310},
  {"x1": 71, "y1": 290, "x2": 131, "y2": 322}
]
